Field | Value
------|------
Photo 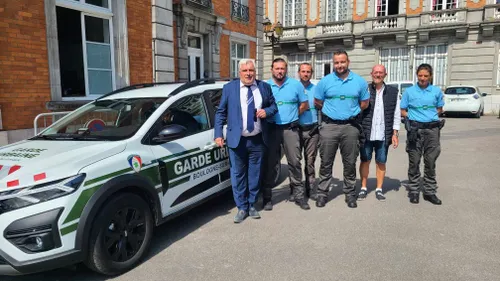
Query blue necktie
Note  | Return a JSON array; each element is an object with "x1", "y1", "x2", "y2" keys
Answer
[{"x1": 246, "y1": 85, "x2": 255, "y2": 133}]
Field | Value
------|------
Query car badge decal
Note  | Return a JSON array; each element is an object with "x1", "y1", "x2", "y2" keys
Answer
[{"x1": 128, "y1": 155, "x2": 142, "y2": 173}]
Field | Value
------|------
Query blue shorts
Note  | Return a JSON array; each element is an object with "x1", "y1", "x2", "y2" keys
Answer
[{"x1": 360, "y1": 140, "x2": 389, "y2": 164}]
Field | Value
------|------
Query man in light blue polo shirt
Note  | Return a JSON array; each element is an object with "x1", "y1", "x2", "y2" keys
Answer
[
  {"x1": 297, "y1": 62, "x2": 320, "y2": 201},
  {"x1": 314, "y1": 50, "x2": 370, "y2": 209},
  {"x1": 261, "y1": 58, "x2": 309, "y2": 211},
  {"x1": 401, "y1": 63, "x2": 445, "y2": 205}
]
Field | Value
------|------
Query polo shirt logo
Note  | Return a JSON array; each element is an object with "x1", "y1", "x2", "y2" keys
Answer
[
  {"x1": 423, "y1": 105, "x2": 428, "y2": 110},
  {"x1": 277, "y1": 101, "x2": 283, "y2": 106},
  {"x1": 340, "y1": 95, "x2": 346, "y2": 100}
]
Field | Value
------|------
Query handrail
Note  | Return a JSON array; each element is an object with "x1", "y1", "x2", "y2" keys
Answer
[{"x1": 33, "y1": 111, "x2": 72, "y2": 135}]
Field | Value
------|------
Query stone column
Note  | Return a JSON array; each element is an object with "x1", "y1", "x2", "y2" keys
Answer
[{"x1": 152, "y1": 0, "x2": 175, "y2": 82}]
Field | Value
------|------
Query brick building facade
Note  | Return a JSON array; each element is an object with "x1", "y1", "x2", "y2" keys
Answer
[{"x1": 0, "y1": 0, "x2": 263, "y2": 146}]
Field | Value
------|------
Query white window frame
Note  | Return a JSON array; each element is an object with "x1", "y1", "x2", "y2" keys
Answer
[
  {"x1": 187, "y1": 33, "x2": 205, "y2": 81},
  {"x1": 326, "y1": 0, "x2": 348, "y2": 22},
  {"x1": 431, "y1": 0, "x2": 458, "y2": 11},
  {"x1": 379, "y1": 47, "x2": 411, "y2": 82},
  {"x1": 56, "y1": 0, "x2": 116, "y2": 100},
  {"x1": 376, "y1": 0, "x2": 388, "y2": 17},
  {"x1": 283, "y1": 0, "x2": 305, "y2": 27},
  {"x1": 413, "y1": 44, "x2": 448, "y2": 88},
  {"x1": 230, "y1": 40, "x2": 249, "y2": 78},
  {"x1": 286, "y1": 54, "x2": 313, "y2": 79},
  {"x1": 314, "y1": 52, "x2": 333, "y2": 79}
]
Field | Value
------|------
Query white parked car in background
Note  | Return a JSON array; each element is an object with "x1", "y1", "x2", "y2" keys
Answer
[
  {"x1": 443, "y1": 85, "x2": 486, "y2": 118},
  {"x1": 386, "y1": 81, "x2": 414, "y2": 99}
]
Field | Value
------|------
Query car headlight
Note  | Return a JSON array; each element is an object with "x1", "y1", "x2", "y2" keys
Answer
[{"x1": 0, "y1": 174, "x2": 86, "y2": 215}]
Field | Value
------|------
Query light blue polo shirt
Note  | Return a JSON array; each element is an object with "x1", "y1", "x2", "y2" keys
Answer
[
  {"x1": 267, "y1": 77, "x2": 308, "y2": 125},
  {"x1": 314, "y1": 71, "x2": 370, "y2": 120},
  {"x1": 299, "y1": 82, "x2": 318, "y2": 125},
  {"x1": 400, "y1": 84, "x2": 444, "y2": 122}
]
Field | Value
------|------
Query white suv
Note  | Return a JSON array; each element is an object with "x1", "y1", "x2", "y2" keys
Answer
[{"x1": 0, "y1": 79, "x2": 237, "y2": 276}]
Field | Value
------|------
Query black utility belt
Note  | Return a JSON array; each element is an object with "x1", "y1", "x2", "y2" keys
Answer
[
  {"x1": 299, "y1": 123, "x2": 316, "y2": 131},
  {"x1": 409, "y1": 120, "x2": 440, "y2": 129},
  {"x1": 322, "y1": 114, "x2": 356, "y2": 125},
  {"x1": 272, "y1": 121, "x2": 299, "y2": 130}
]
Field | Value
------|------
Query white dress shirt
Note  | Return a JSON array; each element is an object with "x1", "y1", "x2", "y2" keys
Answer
[
  {"x1": 370, "y1": 85, "x2": 401, "y2": 141},
  {"x1": 240, "y1": 81, "x2": 263, "y2": 136}
]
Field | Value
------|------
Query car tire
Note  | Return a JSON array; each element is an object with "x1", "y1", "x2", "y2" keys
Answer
[
  {"x1": 85, "y1": 193, "x2": 154, "y2": 276},
  {"x1": 475, "y1": 109, "x2": 481, "y2": 119}
]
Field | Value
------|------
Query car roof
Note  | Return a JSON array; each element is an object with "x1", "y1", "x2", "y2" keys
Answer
[
  {"x1": 445, "y1": 85, "x2": 477, "y2": 88},
  {"x1": 99, "y1": 79, "x2": 232, "y2": 100}
]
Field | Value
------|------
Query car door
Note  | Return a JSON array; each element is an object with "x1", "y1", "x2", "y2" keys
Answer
[{"x1": 145, "y1": 92, "x2": 230, "y2": 217}]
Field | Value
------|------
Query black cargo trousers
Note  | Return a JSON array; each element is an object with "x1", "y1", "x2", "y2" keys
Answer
[{"x1": 405, "y1": 120, "x2": 443, "y2": 195}]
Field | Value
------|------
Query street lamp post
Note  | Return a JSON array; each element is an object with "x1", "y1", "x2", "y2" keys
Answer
[{"x1": 263, "y1": 17, "x2": 283, "y2": 62}]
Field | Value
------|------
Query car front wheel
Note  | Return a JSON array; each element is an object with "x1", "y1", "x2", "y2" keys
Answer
[{"x1": 85, "y1": 193, "x2": 154, "y2": 276}]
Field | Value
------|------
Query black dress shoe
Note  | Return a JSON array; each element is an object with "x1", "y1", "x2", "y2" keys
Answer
[
  {"x1": 409, "y1": 193, "x2": 419, "y2": 204},
  {"x1": 347, "y1": 201, "x2": 357, "y2": 208},
  {"x1": 295, "y1": 200, "x2": 310, "y2": 210},
  {"x1": 423, "y1": 194, "x2": 442, "y2": 205},
  {"x1": 288, "y1": 194, "x2": 296, "y2": 202},
  {"x1": 316, "y1": 197, "x2": 327, "y2": 208}
]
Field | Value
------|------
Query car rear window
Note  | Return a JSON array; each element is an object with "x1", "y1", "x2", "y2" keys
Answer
[{"x1": 445, "y1": 87, "x2": 475, "y2": 95}]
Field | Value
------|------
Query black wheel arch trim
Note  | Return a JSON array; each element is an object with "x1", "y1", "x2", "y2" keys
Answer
[{"x1": 74, "y1": 173, "x2": 162, "y2": 258}]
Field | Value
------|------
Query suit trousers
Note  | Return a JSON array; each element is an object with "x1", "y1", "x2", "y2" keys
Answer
[
  {"x1": 228, "y1": 134, "x2": 265, "y2": 211},
  {"x1": 317, "y1": 123, "x2": 360, "y2": 201},
  {"x1": 406, "y1": 127, "x2": 441, "y2": 195}
]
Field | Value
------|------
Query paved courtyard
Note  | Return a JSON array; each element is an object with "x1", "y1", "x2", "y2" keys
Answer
[{"x1": 8, "y1": 116, "x2": 500, "y2": 281}]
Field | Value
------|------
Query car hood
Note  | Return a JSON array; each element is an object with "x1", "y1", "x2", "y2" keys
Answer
[{"x1": 0, "y1": 140, "x2": 126, "y2": 190}]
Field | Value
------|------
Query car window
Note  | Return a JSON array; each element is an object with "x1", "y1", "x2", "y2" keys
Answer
[
  {"x1": 445, "y1": 87, "x2": 475, "y2": 95},
  {"x1": 401, "y1": 83, "x2": 413, "y2": 93},
  {"x1": 38, "y1": 98, "x2": 166, "y2": 141},
  {"x1": 158, "y1": 94, "x2": 209, "y2": 138},
  {"x1": 208, "y1": 90, "x2": 222, "y2": 111}
]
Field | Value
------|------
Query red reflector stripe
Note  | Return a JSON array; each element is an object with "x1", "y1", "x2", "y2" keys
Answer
[
  {"x1": 7, "y1": 180, "x2": 19, "y2": 188},
  {"x1": 0, "y1": 165, "x2": 3, "y2": 170},
  {"x1": 8, "y1": 165, "x2": 21, "y2": 175},
  {"x1": 34, "y1": 173, "x2": 46, "y2": 181}
]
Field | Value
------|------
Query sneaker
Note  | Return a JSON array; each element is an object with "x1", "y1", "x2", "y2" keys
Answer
[
  {"x1": 263, "y1": 201, "x2": 273, "y2": 211},
  {"x1": 375, "y1": 190, "x2": 386, "y2": 201},
  {"x1": 357, "y1": 189, "x2": 368, "y2": 201},
  {"x1": 249, "y1": 206, "x2": 261, "y2": 219},
  {"x1": 233, "y1": 209, "x2": 248, "y2": 223}
]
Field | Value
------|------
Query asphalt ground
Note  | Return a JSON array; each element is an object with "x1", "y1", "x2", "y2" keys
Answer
[{"x1": 7, "y1": 116, "x2": 500, "y2": 281}]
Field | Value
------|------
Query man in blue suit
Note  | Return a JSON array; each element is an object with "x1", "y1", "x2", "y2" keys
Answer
[{"x1": 214, "y1": 59, "x2": 278, "y2": 223}]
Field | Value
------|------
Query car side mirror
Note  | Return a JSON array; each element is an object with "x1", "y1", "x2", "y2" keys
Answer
[
  {"x1": 152, "y1": 124, "x2": 187, "y2": 143},
  {"x1": 482, "y1": 93, "x2": 487, "y2": 97}
]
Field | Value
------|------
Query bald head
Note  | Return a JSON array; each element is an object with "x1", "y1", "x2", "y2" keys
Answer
[
  {"x1": 371, "y1": 64, "x2": 386, "y2": 74},
  {"x1": 371, "y1": 64, "x2": 387, "y2": 88}
]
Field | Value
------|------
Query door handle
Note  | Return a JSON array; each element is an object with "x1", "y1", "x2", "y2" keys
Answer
[{"x1": 204, "y1": 143, "x2": 218, "y2": 150}]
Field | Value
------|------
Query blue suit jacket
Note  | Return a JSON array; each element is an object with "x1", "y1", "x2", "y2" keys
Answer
[{"x1": 214, "y1": 79, "x2": 278, "y2": 148}]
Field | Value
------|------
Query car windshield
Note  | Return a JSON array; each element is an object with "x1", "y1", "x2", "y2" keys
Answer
[
  {"x1": 32, "y1": 98, "x2": 167, "y2": 141},
  {"x1": 445, "y1": 87, "x2": 475, "y2": 95}
]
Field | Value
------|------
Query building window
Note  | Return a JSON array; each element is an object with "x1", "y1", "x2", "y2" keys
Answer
[
  {"x1": 56, "y1": 0, "x2": 115, "y2": 98},
  {"x1": 314, "y1": 52, "x2": 333, "y2": 79},
  {"x1": 432, "y1": 0, "x2": 458, "y2": 10},
  {"x1": 379, "y1": 47, "x2": 411, "y2": 82},
  {"x1": 414, "y1": 45, "x2": 448, "y2": 88},
  {"x1": 230, "y1": 42, "x2": 248, "y2": 78},
  {"x1": 326, "y1": 0, "x2": 349, "y2": 22},
  {"x1": 376, "y1": 0, "x2": 399, "y2": 17},
  {"x1": 284, "y1": 0, "x2": 304, "y2": 27},
  {"x1": 231, "y1": 0, "x2": 250, "y2": 22},
  {"x1": 287, "y1": 54, "x2": 312, "y2": 79}
]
